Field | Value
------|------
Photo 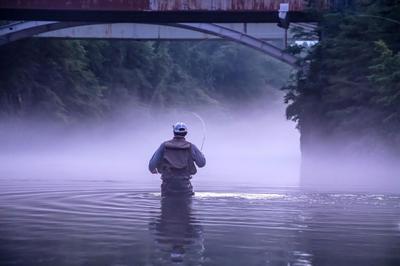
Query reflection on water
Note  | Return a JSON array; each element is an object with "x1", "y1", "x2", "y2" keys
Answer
[
  {"x1": 149, "y1": 197, "x2": 204, "y2": 265},
  {"x1": 0, "y1": 180, "x2": 399, "y2": 266}
]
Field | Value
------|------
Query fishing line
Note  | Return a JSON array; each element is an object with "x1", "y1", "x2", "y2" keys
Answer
[{"x1": 191, "y1": 112, "x2": 207, "y2": 151}]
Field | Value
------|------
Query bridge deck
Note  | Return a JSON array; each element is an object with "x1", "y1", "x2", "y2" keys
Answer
[{"x1": 0, "y1": 0, "x2": 327, "y2": 22}]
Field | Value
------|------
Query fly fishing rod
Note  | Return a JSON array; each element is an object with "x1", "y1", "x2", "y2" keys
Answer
[{"x1": 191, "y1": 112, "x2": 206, "y2": 151}]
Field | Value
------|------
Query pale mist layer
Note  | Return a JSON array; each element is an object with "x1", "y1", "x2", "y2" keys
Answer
[
  {"x1": 0, "y1": 99, "x2": 301, "y2": 190},
  {"x1": 300, "y1": 142, "x2": 400, "y2": 193}
]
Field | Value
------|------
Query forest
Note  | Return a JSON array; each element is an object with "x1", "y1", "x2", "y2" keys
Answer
[
  {"x1": 284, "y1": 0, "x2": 400, "y2": 158},
  {"x1": 0, "y1": 39, "x2": 290, "y2": 124}
]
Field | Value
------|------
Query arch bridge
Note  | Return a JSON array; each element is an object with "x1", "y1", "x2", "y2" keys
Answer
[
  {"x1": 0, "y1": 21, "x2": 318, "y2": 67},
  {"x1": 0, "y1": 0, "x2": 324, "y2": 67}
]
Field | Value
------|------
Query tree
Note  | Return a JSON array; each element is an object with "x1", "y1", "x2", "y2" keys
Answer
[{"x1": 283, "y1": 0, "x2": 400, "y2": 156}]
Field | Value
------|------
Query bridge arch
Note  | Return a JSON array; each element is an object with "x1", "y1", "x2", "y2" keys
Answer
[{"x1": 0, "y1": 21, "x2": 298, "y2": 67}]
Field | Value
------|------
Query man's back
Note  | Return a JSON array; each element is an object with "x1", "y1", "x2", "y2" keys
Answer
[{"x1": 149, "y1": 123, "x2": 206, "y2": 196}]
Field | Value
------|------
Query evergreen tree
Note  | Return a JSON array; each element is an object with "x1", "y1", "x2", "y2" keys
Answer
[{"x1": 283, "y1": 0, "x2": 400, "y2": 156}]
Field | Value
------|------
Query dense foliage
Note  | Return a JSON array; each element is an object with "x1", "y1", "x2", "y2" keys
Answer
[
  {"x1": 0, "y1": 39, "x2": 290, "y2": 124},
  {"x1": 283, "y1": 0, "x2": 400, "y2": 157}
]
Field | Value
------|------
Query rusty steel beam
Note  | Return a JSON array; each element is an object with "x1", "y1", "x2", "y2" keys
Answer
[
  {"x1": 0, "y1": 0, "x2": 322, "y2": 11},
  {"x1": 0, "y1": 0, "x2": 325, "y2": 22}
]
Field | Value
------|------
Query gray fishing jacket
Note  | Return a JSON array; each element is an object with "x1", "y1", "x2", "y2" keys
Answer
[{"x1": 149, "y1": 136, "x2": 206, "y2": 179}]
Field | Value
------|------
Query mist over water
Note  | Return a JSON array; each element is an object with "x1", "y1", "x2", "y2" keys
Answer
[
  {"x1": 0, "y1": 97, "x2": 300, "y2": 189},
  {"x1": 2, "y1": 95, "x2": 400, "y2": 193}
]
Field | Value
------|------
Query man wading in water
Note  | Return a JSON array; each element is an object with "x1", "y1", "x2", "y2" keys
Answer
[{"x1": 149, "y1": 122, "x2": 206, "y2": 196}]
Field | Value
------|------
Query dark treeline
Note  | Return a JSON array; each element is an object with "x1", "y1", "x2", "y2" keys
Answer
[
  {"x1": 284, "y1": 0, "x2": 400, "y2": 159},
  {"x1": 0, "y1": 39, "x2": 290, "y2": 124}
]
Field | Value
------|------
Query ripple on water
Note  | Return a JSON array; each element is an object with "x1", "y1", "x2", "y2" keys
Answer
[
  {"x1": 0, "y1": 182, "x2": 400, "y2": 266},
  {"x1": 150, "y1": 192, "x2": 286, "y2": 200}
]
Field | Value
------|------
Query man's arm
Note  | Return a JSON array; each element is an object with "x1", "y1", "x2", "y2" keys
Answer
[
  {"x1": 148, "y1": 143, "x2": 164, "y2": 174},
  {"x1": 191, "y1": 144, "x2": 206, "y2": 168}
]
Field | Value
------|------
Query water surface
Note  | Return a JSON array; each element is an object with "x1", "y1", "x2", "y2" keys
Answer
[{"x1": 0, "y1": 179, "x2": 399, "y2": 266}]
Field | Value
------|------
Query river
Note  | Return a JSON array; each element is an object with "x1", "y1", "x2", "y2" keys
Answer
[{"x1": 0, "y1": 179, "x2": 399, "y2": 266}]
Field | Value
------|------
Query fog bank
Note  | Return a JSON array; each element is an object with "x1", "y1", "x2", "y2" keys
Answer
[{"x1": 0, "y1": 101, "x2": 301, "y2": 189}]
